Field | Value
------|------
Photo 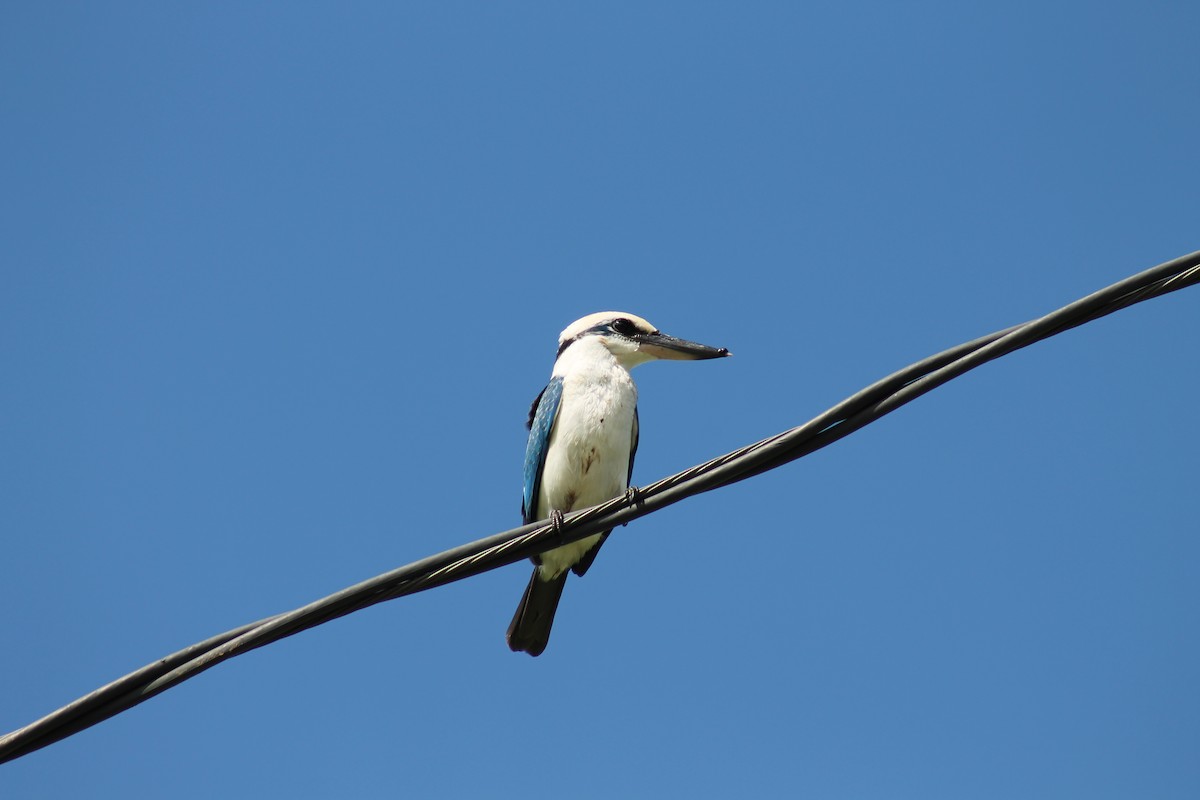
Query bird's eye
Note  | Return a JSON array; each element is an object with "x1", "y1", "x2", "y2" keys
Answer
[{"x1": 611, "y1": 318, "x2": 636, "y2": 335}]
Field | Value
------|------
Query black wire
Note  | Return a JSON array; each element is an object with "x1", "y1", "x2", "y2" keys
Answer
[{"x1": 2, "y1": 250, "x2": 1197, "y2": 765}]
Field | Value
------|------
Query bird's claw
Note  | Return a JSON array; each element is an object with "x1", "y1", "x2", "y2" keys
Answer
[{"x1": 622, "y1": 486, "x2": 644, "y2": 526}]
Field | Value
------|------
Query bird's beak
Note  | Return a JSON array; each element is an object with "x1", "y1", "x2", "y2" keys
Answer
[{"x1": 634, "y1": 331, "x2": 732, "y2": 361}]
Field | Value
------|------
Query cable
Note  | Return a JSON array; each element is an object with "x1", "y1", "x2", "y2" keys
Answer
[{"x1": 2, "y1": 250, "x2": 1198, "y2": 764}]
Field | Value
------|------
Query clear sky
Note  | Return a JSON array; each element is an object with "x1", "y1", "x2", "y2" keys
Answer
[{"x1": 2, "y1": 3, "x2": 1198, "y2": 798}]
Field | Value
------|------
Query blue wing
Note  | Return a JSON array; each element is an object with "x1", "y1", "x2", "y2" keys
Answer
[{"x1": 522, "y1": 377, "x2": 564, "y2": 525}]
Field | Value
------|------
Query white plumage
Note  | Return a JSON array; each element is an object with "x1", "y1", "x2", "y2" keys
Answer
[{"x1": 536, "y1": 334, "x2": 640, "y2": 578}]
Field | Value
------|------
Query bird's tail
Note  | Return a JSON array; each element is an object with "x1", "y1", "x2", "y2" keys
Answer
[{"x1": 506, "y1": 568, "x2": 568, "y2": 657}]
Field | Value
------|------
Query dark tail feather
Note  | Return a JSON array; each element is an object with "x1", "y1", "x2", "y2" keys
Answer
[{"x1": 506, "y1": 569, "x2": 568, "y2": 657}]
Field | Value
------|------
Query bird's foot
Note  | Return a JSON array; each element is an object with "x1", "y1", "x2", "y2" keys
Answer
[
  {"x1": 622, "y1": 485, "x2": 644, "y2": 526},
  {"x1": 548, "y1": 509, "x2": 566, "y2": 538}
]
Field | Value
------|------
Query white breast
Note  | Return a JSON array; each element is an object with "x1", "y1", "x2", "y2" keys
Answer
[{"x1": 536, "y1": 339, "x2": 638, "y2": 578}]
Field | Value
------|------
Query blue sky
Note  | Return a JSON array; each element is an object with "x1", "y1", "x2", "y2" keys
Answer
[{"x1": 2, "y1": 2, "x2": 1198, "y2": 797}]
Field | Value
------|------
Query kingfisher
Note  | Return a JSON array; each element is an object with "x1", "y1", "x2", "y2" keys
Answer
[{"x1": 507, "y1": 312, "x2": 730, "y2": 656}]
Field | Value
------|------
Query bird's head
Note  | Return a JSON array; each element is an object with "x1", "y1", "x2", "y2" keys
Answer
[{"x1": 556, "y1": 312, "x2": 731, "y2": 369}]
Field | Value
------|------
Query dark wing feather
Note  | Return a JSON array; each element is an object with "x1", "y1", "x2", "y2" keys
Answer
[
  {"x1": 628, "y1": 405, "x2": 639, "y2": 486},
  {"x1": 522, "y1": 377, "x2": 564, "y2": 525},
  {"x1": 526, "y1": 385, "x2": 545, "y2": 431}
]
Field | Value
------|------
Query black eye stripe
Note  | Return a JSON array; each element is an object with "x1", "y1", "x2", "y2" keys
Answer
[{"x1": 556, "y1": 317, "x2": 645, "y2": 358}]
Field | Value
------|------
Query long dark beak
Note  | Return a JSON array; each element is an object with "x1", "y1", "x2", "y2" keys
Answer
[{"x1": 634, "y1": 331, "x2": 731, "y2": 361}]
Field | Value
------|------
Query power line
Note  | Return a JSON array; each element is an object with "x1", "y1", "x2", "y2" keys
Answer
[{"x1": 2, "y1": 250, "x2": 1198, "y2": 764}]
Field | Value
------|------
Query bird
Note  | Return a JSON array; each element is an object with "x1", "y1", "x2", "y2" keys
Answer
[{"x1": 506, "y1": 312, "x2": 730, "y2": 656}]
